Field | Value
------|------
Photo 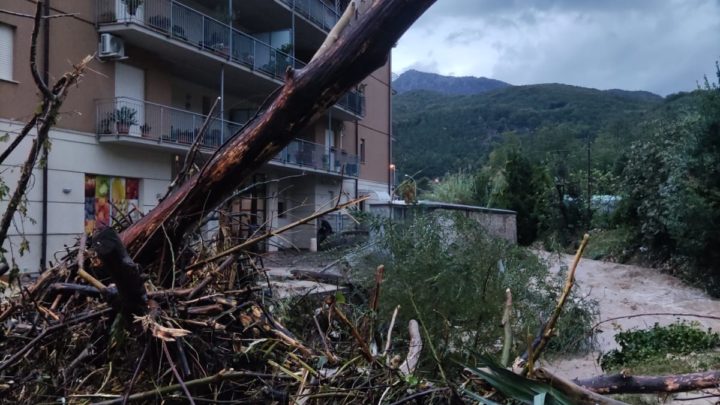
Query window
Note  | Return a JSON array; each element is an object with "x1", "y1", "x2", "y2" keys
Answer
[
  {"x1": 0, "y1": 24, "x2": 13, "y2": 81},
  {"x1": 360, "y1": 138, "x2": 366, "y2": 163}
]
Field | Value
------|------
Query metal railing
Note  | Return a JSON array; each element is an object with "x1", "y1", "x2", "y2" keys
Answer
[
  {"x1": 96, "y1": 97, "x2": 359, "y2": 177},
  {"x1": 278, "y1": 0, "x2": 340, "y2": 32},
  {"x1": 96, "y1": 97, "x2": 241, "y2": 148},
  {"x1": 96, "y1": 0, "x2": 364, "y2": 116},
  {"x1": 272, "y1": 138, "x2": 359, "y2": 177}
]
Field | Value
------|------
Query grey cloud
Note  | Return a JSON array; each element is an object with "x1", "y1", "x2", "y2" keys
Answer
[
  {"x1": 395, "y1": 0, "x2": 720, "y2": 95},
  {"x1": 445, "y1": 29, "x2": 484, "y2": 45},
  {"x1": 425, "y1": 0, "x2": 659, "y2": 18}
]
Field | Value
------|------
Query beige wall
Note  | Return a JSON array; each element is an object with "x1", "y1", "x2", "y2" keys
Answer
[
  {"x1": 126, "y1": 46, "x2": 173, "y2": 107},
  {"x1": 0, "y1": 1, "x2": 44, "y2": 124},
  {"x1": 0, "y1": 1, "x2": 114, "y2": 134},
  {"x1": 355, "y1": 60, "x2": 391, "y2": 184}
]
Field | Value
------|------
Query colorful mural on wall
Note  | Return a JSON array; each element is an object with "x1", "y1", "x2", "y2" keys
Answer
[{"x1": 84, "y1": 174, "x2": 140, "y2": 234}]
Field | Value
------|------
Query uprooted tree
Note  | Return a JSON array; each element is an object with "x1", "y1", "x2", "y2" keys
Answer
[
  {"x1": 6, "y1": 1, "x2": 720, "y2": 404},
  {"x1": 119, "y1": 0, "x2": 435, "y2": 270}
]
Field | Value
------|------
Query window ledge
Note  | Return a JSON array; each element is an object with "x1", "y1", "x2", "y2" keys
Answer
[{"x1": 0, "y1": 78, "x2": 19, "y2": 85}]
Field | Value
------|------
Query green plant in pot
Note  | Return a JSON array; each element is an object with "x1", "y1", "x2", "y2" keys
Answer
[
  {"x1": 121, "y1": 0, "x2": 143, "y2": 17},
  {"x1": 140, "y1": 123, "x2": 151, "y2": 136},
  {"x1": 115, "y1": 106, "x2": 138, "y2": 134},
  {"x1": 99, "y1": 112, "x2": 115, "y2": 134}
]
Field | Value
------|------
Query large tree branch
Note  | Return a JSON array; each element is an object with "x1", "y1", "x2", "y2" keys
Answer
[
  {"x1": 575, "y1": 370, "x2": 720, "y2": 395},
  {"x1": 120, "y1": 0, "x2": 437, "y2": 265}
]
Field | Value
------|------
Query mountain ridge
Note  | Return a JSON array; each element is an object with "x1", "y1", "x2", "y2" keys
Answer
[
  {"x1": 392, "y1": 69, "x2": 511, "y2": 95},
  {"x1": 391, "y1": 80, "x2": 687, "y2": 178}
]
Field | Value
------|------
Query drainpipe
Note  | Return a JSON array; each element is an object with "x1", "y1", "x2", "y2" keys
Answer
[
  {"x1": 40, "y1": 0, "x2": 50, "y2": 271},
  {"x1": 220, "y1": 64, "x2": 224, "y2": 141},
  {"x1": 291, "y1": 0, "x2": 296, "y2": 62},
  {"x1": 354, "y1": 120, "x2": 359, "y2": 206},
  {"x1": 387, "y1": 54, "x2": 393, "y2": 197}
]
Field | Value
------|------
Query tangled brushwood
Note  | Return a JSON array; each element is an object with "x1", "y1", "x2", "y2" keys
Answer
[{"x1": 0, "y1": 223, "x2": 453, "y2": 404}]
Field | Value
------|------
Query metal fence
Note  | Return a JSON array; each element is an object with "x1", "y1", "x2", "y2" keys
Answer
[
  {"x1": 96, "y1": 97, "x2": 359, "y2": 176},
  {"x1": 96, "y1": 97, "x2": 242, "y2": 148},
  {"x1": 272, "y1": 138, "x2": 359, "y2": 177}
]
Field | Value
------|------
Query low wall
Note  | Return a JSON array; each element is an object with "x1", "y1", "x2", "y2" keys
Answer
[{"x1": 369, "y1": 200, "x2": 517, "y2": 243}]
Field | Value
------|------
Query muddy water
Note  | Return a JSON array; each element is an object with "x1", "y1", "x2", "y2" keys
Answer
[{"x1": 539, "y1": 253, "x2": 720, "y2": 403}]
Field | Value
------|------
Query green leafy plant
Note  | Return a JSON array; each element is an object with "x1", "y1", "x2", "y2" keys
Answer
[
  {"x1": 140, "y1": 123, "x2": 151, "y2": 136},
  {"x1": 600, "y1": 321, "x2": 720, "y2": 371},
  {"x1": 352, "y1": 212, "x2": 597, "y2": 376},
  {"x1": 114, "y1": 106, "x2": 138, "y2": 134},
  {"x1": 99, "y1": 112, "x2": 115, "y2": 134},
  {"x1": 462, "y1": 356, "x2": 573, "y2": 405},
  {"x1": 115, "y1": 106, "x2": 138, "y2": 125},
  {"x1": 424, "y1": 170, "x2": 476, "y2": 205}
]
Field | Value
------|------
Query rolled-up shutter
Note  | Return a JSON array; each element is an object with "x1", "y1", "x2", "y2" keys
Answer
[{"x1": 0, "y1": 24, "x2": 13, "y2": 81}]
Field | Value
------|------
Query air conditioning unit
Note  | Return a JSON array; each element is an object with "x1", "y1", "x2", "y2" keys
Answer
[{"x1": 99, "y1": 33, "x2": 125, "y2": 60}]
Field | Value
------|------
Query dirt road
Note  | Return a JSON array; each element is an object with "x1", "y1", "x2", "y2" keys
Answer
[{"x1": 540, "y1": 253, "x2": 720, "y2": 403}]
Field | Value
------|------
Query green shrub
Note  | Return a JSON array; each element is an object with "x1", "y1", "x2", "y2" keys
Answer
[
  {"x1": 354, "y1": 212, "x2": 597, "y2": 376},
  {"x1": 583, "y1": 227, "x2": 634, "y2": 261},
  {"x1": 424, "y1": 170, "x2": 477, "y2": 205},
  {"x1": 600, "y1": 321, "x2": 720, "y2": 371}
]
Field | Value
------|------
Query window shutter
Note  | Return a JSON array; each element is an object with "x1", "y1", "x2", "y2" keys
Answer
[{"x1": 0, "y1": 24, "x2": 13, "y2": 81}]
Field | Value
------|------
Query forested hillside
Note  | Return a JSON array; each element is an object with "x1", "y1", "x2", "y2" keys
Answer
[
  {"x1": 392, "y1": 82, "x2": 679, "y2": 178},
  {"x1": 393, "y1": 69, "x2": 720, "y2": 296}
]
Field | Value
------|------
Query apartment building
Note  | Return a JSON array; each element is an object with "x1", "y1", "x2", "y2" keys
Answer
[{"x1": 0, "y1": 0, "x2": 392, "y2": 271}]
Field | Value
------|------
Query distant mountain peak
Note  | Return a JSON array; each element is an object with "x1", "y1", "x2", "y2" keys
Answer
[{"x1": 392, "y1": 70, "x2": 511, "y2": 95}]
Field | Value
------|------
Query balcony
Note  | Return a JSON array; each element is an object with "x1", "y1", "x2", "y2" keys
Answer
[
  {"x1": 272, "y1": 138, "x2": 359, "y2": 177},
  {"x1": 276, "y1": 0, "x2": 340, "y2": 32},
  {"x1": 96, "y1": 0, "x2": 364, "y2": 119},
  {"x1": 96, "y1": 97, "x2": 359, "y2": 177}
]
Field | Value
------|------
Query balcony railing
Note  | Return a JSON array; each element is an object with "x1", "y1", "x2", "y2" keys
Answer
[
  {"x1": 96, "y1": 97, "x2": 240, "y2": 147},
  {"x1": 277, "y1": 0, "x2": 341, "y2": 32},
  {"x1": 272, "y1": 138, "x2": 359, "y2": 177},
  {"x1": 96, "y1": 0, "x2": 364, "y2": 116},
  {"x1": 96, "y1": 97, "x2": 359, "y2": 177}
]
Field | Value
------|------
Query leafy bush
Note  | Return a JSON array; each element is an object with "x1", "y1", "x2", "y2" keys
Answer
[
  {"x1": 600, "y1": 321, "x2": 720, "y2": 371},
  {"x1": 583, "y1": 228, "x2": 635, "y2": 261},
  {"x1": 611, "y1": 63, "x2": 720, "y2": 293},
  {"x1": 474, "y1": 142, "x2": 555, "y2": 245},
  {"x1": 353, "y1": 212, "x2": 597, "y2": 376},
  {"x1": 424, "y1": 170, "x2": 476, "y2": 205}
]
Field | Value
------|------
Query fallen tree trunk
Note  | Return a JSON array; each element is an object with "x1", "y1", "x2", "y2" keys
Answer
[
  {"x1": 90, "y1": 227, "x2": 147, "y2": 317},
  {"x1": 575, "y1": 370, "x2": 720, "y2": 395},
  {"x1": 534, "y1": 368, "x2": 627, "y2": 405},
  {"x1": 120, "y1": 0, "x2": 436, "y2": 266}
]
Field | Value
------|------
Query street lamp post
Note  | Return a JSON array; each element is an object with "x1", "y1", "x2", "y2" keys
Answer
[{"x1": 389, "y1": 163, "x2": 396, "y2": 198}]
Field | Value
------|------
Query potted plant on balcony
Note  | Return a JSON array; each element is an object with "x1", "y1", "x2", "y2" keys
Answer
[
  {"x1": 140, "y1": 123, "x2": 151, "y2": 137},
  {"x1": 99, "y1": 112, "x2": 115, "y2": 134},
  {"x1": 115, "y1": 106, "x2": 138, "y2": 135},
  {"x1": 121, "y1": 0, "x2": 143, "y2": 17}
]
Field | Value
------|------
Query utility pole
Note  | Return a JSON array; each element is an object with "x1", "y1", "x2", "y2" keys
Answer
[{"x1": 586, "y1": 132, "x2": 591, "y2": 231}]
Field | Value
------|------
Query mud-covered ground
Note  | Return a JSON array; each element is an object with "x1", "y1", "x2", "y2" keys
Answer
[{"x1": 541, "y1": 253, "x2": 720, "y2": 404}]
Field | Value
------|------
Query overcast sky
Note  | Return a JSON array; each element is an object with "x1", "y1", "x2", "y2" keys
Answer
[{"x1": 392, "y1": 0, "x2": 720, "y2": 95}]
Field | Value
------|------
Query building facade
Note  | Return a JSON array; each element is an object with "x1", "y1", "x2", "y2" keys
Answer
[{"x1": 0, "y1": 0, "x2": 392, "y2": 271}]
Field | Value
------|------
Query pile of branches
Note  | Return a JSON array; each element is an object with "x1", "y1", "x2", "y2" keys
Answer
[
  {"x1": 0, "y1": 1, "x2": 445, "y2": 403},
  {"x1": 0, "y1": 225, "x2": 437, "y2": 404}
]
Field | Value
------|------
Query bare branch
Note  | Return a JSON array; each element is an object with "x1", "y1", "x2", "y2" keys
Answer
[{"x1": 29, "y1": 1, "x2": 54, "y2": 100}]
